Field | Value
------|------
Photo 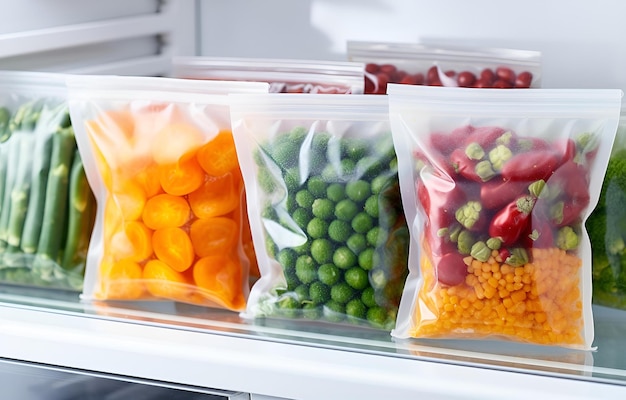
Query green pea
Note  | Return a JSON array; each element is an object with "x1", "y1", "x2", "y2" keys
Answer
[
  {"x1": 335, "y1": 199, "x2": 358, "y2": 221},
  {"x1": 295, "y1": 189, "x2": 315, "y2": 209},
  {"x1": 345, "y1": 267, "x2": 369, "y2": 290},
  {"x1": 311, "y1": 198, "x2": 335, "y2": 220},
  {"x1": 333, "y1": 246, "x2": 357, "y2": 270},
  {"x1": 295, "y1": 255, "x2": 317, "y2": 284},
  {"x1": 351, "y1": 212, "x2": 373, "y2": 234},
  {"x1": 307, "y1": 217, "x2": 328, "y2": 239},
  {"x1": 345, "y1": 180, "x2": 372, "y2": 203},
  {"x1": 310, "y1": 238, "x2": 334, "y2": 264},
  {"x1": 328, "y1": 219, "x2": 352, "y2": 243},
  {"x1": 326, "y1": 183, "x2": 346, "y2": 202}
]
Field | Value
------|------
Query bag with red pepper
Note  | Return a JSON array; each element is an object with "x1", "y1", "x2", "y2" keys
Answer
[
  {"x1": 171, "y1": 56, "x2": 365, "y2": 94},
  {"x1": 346, "y1": 40, "x2": 541, "y2": 94},
  {"x1": 387, "y1": 84, "x2": 622, "y2": 350}
]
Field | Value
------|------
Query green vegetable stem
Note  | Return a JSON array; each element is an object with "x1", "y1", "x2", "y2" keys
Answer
[
  {"x1": 20, "y1": 133, "x2": 54, "y2": 254},
  {"x1": 61, "y1": 150, "x2": 96, "y2": 272},
  {"x1": 5, "y1": 133, "x2": 35, "y2": 253},
  {"x1": 33, "y1": 126, "x2": 76, "y2": 272},
  {"x1": 0, "y1": 107, "x2": 11, "y2": 142},
  {"x1": 0, "y1": 135, "x2": 23, "y2": 250}
]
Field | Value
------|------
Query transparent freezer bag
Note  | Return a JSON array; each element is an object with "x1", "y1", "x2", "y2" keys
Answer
[
  {"x1": 347, "y1": 40, "x2": 541, "y2": 94},
  {"x1": 588, "y1": 106, "x2": 626, "y2": 310},
  {"x1": 171, "y1": 56, "x2": 365, "y2": 94},
  {"x1": 387, "y1": 84, "x2": 622, "y2": 349},
  {"x1": 231, "y1": 94, "x2": 409, "y2": 329},
  {"x1": 67, "y1": 75, "x2": 269, "y2": 311},
  {"x1": 0, "y1": 70, "x2": 96, "y2": 291}
]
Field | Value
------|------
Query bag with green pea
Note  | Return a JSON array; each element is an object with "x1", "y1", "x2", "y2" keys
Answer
[{"x1": 230, "y1": 94, "x2": 409, "y2": 329}]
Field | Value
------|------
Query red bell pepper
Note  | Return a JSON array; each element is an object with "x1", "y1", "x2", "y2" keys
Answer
[
  {"x1": 450, "y1": 148, "x2": 496, "y2": 182},
  {"x1": 480, "y1": 177, "x2": 528, "y2": 209},
  {"x1": 500, "y1": 150, "x2": 559, "y2": 182},
  {"x1": 488, "y1": 195, "x2": 536, "y2": 246},
  {"x1": 462, "y1": 126, "x2": 508, "y2": 148}
]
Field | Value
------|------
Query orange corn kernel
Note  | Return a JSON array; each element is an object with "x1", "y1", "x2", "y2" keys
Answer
[
  {"x1": 143, "y1": 259, "x2": 193, "y2": 301},
  {"x1": 152, "y1": 227, "x2": 195, "y2": 272},
  {"x1": 193, "y1": 254, "x2": 245, "y2": 309},
  {"x1": 189, "y1": 217, "x2": 239, "y2": 257},
  {"x1": 413, "y1": 245, "x2": 584, "y2": 347},
  {"x1": 188, "y1": 172, "x2": 239, "y2": 218},
  {"x1": 99, "y1": 258, "x2": 144, "y2": 299},
  {"x1": 109, "y1": 220, "x2": 154, "y2": 262},
  {"x1": 196, "y1": 130, "x2": 239, "y2": 177},
  {"x1": 142, "y1": 193, "x2": 191, "y2": 230},
  {"x1": 152, "y1": 122, "x2": 205, "y2": 165},
  {"x1": 158, "y1": 156, "x2": 205, "y2": 196}
]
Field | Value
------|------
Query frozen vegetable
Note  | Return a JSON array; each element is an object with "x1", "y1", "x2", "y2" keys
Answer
[
  {"x1": 0, "y1": 71, "x2": 96, "y2": 290},
  {"x1": 232, "y1": 94, "x2": 409, "y2": 329},
  {"x1": 388, "y1": 84, "x2": 621, "y2": 350},
  {"x1": 68, "y1": 75, "x2": 269, "y2": 310},
  {"x1": 347, "y1": 40, "x2": 541, "y2": 94},
  {"x1": 588, "y1": 145, "x2": 626, "y2": 309},
  {"x1": 172, "y1": 56, "x2": 365, "y2": 94}
]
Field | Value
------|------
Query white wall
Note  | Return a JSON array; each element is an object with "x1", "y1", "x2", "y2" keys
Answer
[{"x1": 198, "y1": 0, "x2": 626, "y2": 92}]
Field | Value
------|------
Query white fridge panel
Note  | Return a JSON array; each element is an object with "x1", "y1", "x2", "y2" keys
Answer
[{"x1": 198, "y1": 0, "x2": 626, "y2": 91}]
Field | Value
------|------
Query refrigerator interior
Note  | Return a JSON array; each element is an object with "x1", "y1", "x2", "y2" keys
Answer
[{"x1": 1, "y1": 0, "x2": 626, "y2": 399}]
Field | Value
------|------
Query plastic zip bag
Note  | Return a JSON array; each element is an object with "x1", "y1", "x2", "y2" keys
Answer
[
  {"x1": 0, "y1": 70, "x2": 95, "y2": 291},
  {"x1": 346, "y1": 40, "x2": 541, "y2": 94},
  {"x1": 231, "y1": 94, "x2": 409, "y2": 329},
  {"x1": 171, "y1": 56, "x2": 365, "y2": 94},
  {"x1": 67, "y1": 75, "x2": 269, "y2": 311},
  {"x1": 588, "y1": 105, "x2": 626, "y2": 310},
  {"x1": 387, "y1": 84, "x2": 622, "y2": 349}
]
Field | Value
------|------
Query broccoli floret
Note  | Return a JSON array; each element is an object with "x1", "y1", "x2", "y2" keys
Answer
[
  {"x1": 599, "y1": 151, "x2": 626, "y2": 207},
  {"x1": 589, "y1": 151, "x2": 626, "y2": 308}
]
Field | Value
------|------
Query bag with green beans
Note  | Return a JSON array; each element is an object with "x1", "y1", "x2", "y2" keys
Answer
[
  {"x1": 0, "y1": 71, "x2": 96, "y2": 291},
  {"x1": 231, "y1": 94, "x2": 409, "y2": 330}
]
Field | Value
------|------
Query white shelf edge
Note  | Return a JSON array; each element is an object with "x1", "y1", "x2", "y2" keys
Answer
[
  {"x1": 0, "y1": 12, "x2": 175, "y2": 58},
  {"x1": 64, "y1": 54, "x2": 173, "y2": 76},
  {"x1": 1, "y1": 304, "x2": 625, "y2": 400}
]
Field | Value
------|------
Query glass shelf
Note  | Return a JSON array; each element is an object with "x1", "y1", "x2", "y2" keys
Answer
[{"x1": 1, "y1": 282, "x2": 626, "y2": 392}]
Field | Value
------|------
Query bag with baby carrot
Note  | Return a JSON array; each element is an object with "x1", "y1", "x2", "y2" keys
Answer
[
  {"x1": 387, "y1": 84, "x2": 622, "y2": 349},
  {"x1": 67, "y1": 75, "x2": 268, "y2": 311}
]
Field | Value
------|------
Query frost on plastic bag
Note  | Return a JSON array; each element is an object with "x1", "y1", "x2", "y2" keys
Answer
[
  {"x1": 67, "y1": 75, "x2": 269, "y2": 311},
  {"x1": 346, "y1": 40, "x2": 541, "y2": 94},
  {"x1": 0, "y1": 71, "x2": 96, "y2": 291},
  {"x1": 231, "y1": 94, "x2": 409, "y2": 330},
  {"x1": 588, "y1": 107, "x2": 626, "y2": 310},
  {"x1": 388, "y1": 84, "x2": 622, "y2": 349},
  {"x1": 171, "y1": 56, "x2": 365, "y2": 94}
]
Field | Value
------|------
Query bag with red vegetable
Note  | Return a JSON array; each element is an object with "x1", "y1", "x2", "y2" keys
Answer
[
  {"x1": 171, "y1": 56, "x2": 365, "y2": 94},
  {"x1": 387, "y1": 84, "x2": 622, "y2": 350},
  {"x1": 346, "y1": 40, "x2": 541, "y2": 94}
]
